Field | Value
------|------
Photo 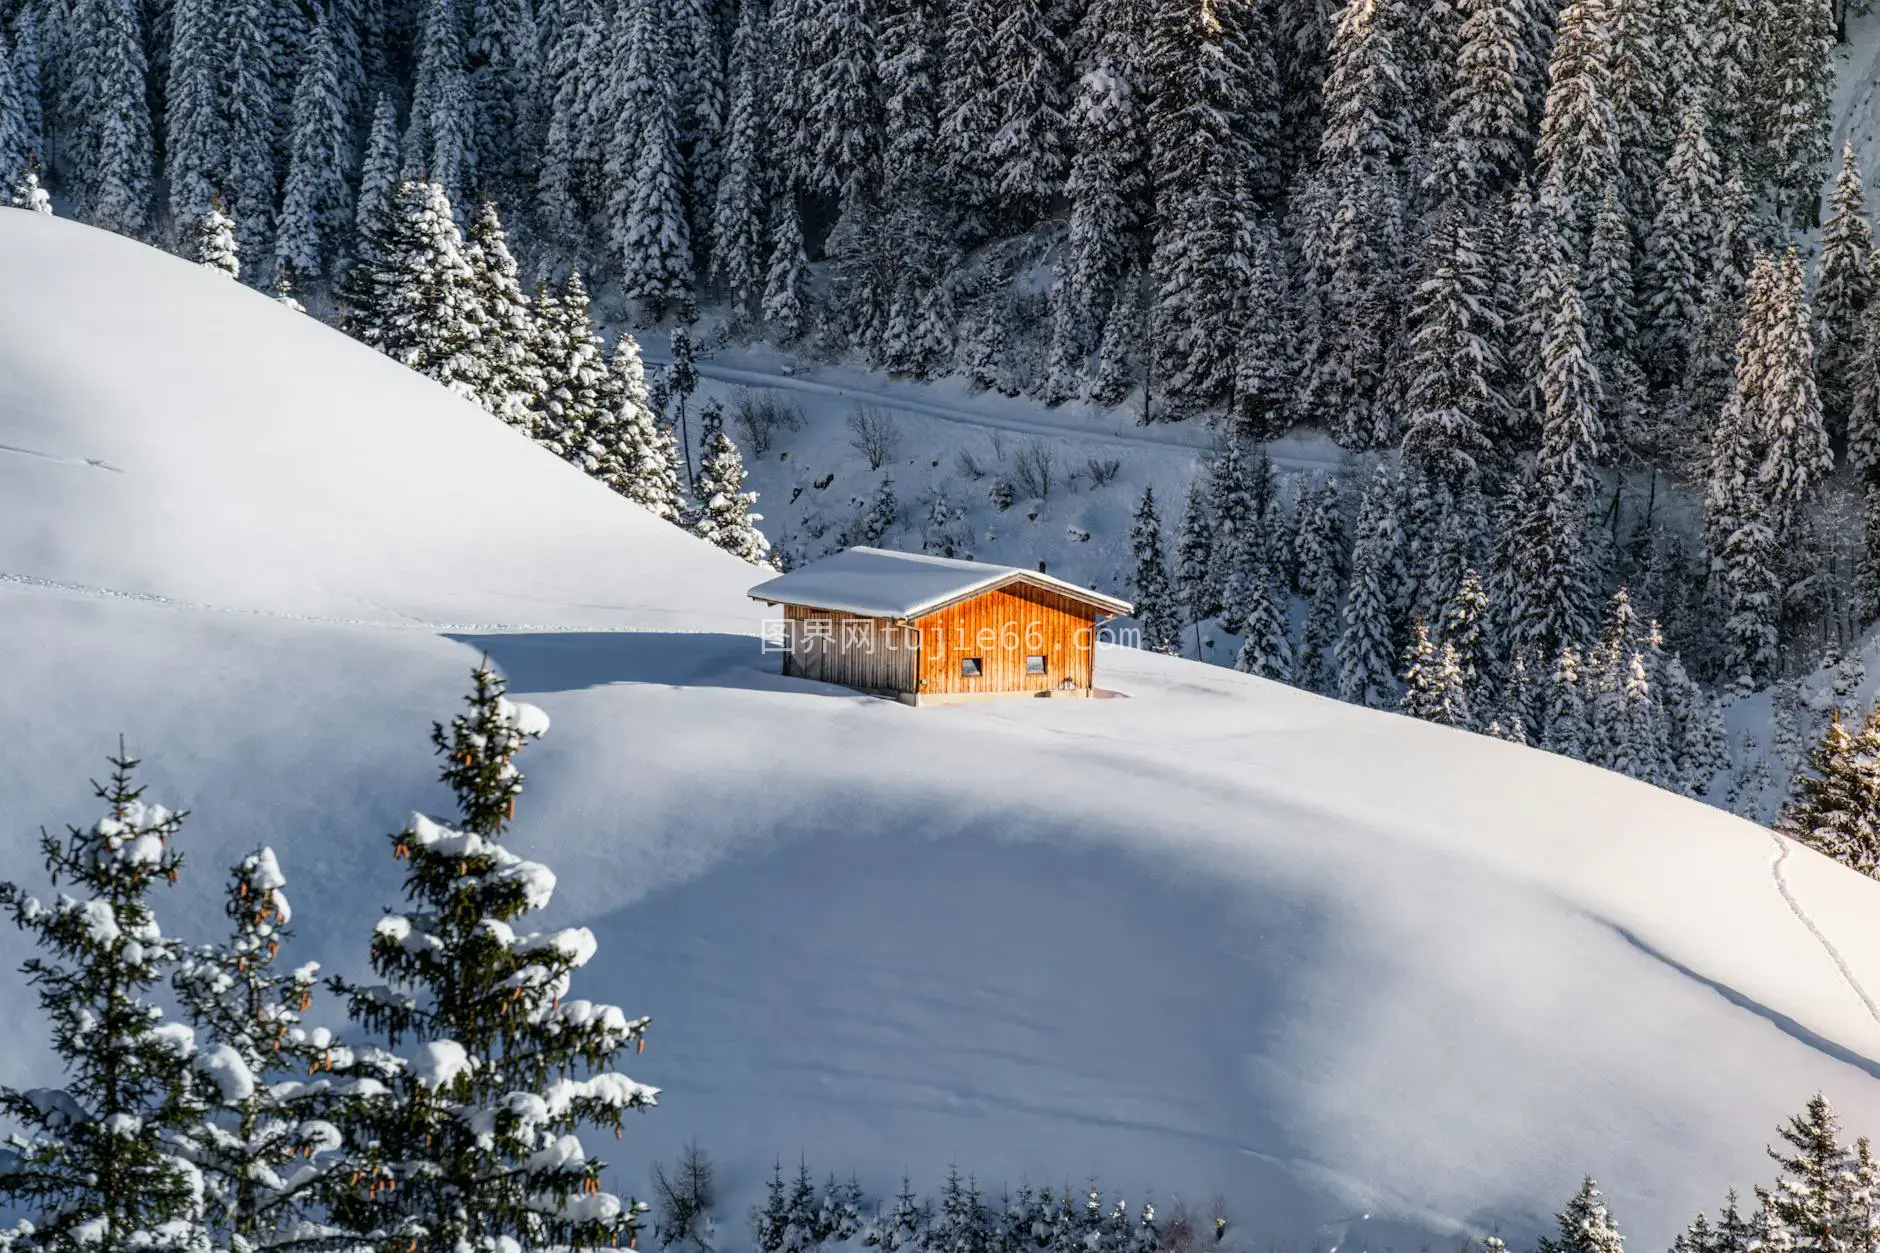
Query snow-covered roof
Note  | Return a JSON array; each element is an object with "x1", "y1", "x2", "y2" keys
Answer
[{"x1": 747, "y1": 547, "x2": 1133, "y2": 620}]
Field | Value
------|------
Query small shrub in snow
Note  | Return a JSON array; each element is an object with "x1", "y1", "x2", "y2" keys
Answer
[
  {"x1": 955, "y1": 448, "x2": 988, "y2": 480},
  {"x1": 732, "y1": 389, "x2": 804, "y2": 455},
  {"x1": 847, "y1": 406, "x2": 901, "y2": 470},
  {"x1": 989, "y1": 478, "x2": 1016, "y2": 512},
  {"x1": 1010, "y1": 440, "x2": 1058, "y2": 500},
  {"x1": 1085, "y1": 457, "x2": 1123, "y2": 487},
  {"x1": 652, "y1": 1141, "x2": 717, "y2": 1252}
]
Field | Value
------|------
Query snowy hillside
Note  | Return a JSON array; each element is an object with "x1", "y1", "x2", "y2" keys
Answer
[{"x1": 7, "y1": 212, "x2": 1880, "y2": 1251}]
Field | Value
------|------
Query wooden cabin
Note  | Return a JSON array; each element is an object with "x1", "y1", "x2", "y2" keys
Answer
[{"x1": 748, "y1": 547, "x2": 1134, "y2": 705}]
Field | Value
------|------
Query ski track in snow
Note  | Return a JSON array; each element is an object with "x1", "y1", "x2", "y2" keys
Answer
[
  {"x1": 0, "y1": 442, "x2": 124, "y2": 473},
  {"x1": 648, "y1": 357, "x2": 1351, "y2": 473},
  {"x1": 1768, "y1": 831, "x2": 1880, "y2": 1028},
  {"x1": 0, "y1": 570, "x2": 706, "y2": 637}
]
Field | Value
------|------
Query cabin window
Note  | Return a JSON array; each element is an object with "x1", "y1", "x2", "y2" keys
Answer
[
  {"x1": 961, "y1": 658, "x2": 983, "y2": 678},
  {"x1": 1026, "y1": 655, "x2": 1047, "y2": 675}
]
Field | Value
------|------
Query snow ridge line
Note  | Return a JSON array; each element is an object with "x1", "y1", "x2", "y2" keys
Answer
[
  {"x1": 1768, "y1": 831, "x2": 1880, "y2": 1028},
  {"x1": 0, "y1": 570, "x2": 666, "y2": 637}
]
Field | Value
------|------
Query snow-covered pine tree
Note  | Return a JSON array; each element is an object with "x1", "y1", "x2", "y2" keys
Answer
[
  {"x1": 1542, "y1": 644, "x2": 1588, "y2": 757},
  {"x1": 939, "y1": 0, "x2": 1000, "y2": 239},
  {"x1": 1707, "y1": 251, "x2": 1834, "y2": 690},
  {"x1": 987, "y1": 0, "x2": 1067, "y2": 228},
  {"x1": 465, "y1": 198, "x2": 537, "y2": 427},
  {"x1": 9, "y1": 10, "x2": 43, "y2": 169},
  {"x1": 1438, "y1": 0, "x2": 1528, "y2": 198},
  {"x1": 1402, "y1": 620, "x2": 1471, "y2": 727},
  {"x1": 8, "y1": 159, "x2": 52, "y2": 213},
  {"x1": 1536, "y1": 1180, "x2": 1626, "y2": 1253},
  {"x1": 1760, "y1": 0, "x2": 1835, "y2": 227},
  {"x1": 1402, "y1": 203, "x2": 1500, "y2": 489},
  {"x1": 0, "y1": 747, "x2": 208, "y2": 1250},
  {"x1": 1301, "y1": 0, "x2": 1409, "y2": 443},
  {"x1": 1129, "y1": 486, "x2": 1182, "y2": 655},
  {"x1": 1779, "y1": 709, "x2": 1880, "y2": 877},
  {"x1": 1815, "y1": 143, "x2": 1875, "y2": 446},
  {"x1": 171, "y1": 849, "x2": 340, "y2": 1244},
  {"x1": 1488, "y1": 647, "x2": 1537, "y2": 744},
  {"x1": 404, "y1": 0, "x2": 475, "y2": 208},
  {"x1": 355, "y1": 94, "x2": 402, "y2": 244},
  {"x1": 189, "y1": 199, "x2": 242, "y2": 279},
  {"x1": 610, "y1": 333, "x2": 682, "y2": 519},
  {"x1": 60, "y1": 0, "x2": 153, "y2": 236},
  {"x1": 1295, "y1": 477, "x2": 1347, "y2": 694},
  {"x1": 846, "y1": 475, "x2": 900, "y2": 548},
  {"x1": 535, "y1": 0, "x2": 603, "y2": 241},
  {"x1": 1532, "y1": 0, "x2": 1616, "y2": 241},
  {"x1": 691, "y1": 430, "x2": 772, "y2": 565},
  {"x1": 764, "y1": 196, "x2": 809, "y2": 343},
  {"x1": 1763, "y1": 1094, "x2": 1858, "y2": 1247},
  {"x1": 327, "y1": 666, "x2": 656, "y2": 1253},
  {"x1": 219, "y1": 0, "x2": 279, "y2": 268},
  {"x1": 1204, "y1": 440, "x2": 1258, "y2": 618},
  {"x1": 799, "y1": 0, "x2": 881, "y2": 207},
  {"x1": 273, "y1": 16, "x2": 349, "y2": 289},
  {"x1": 530, "y1": 270, "x2": 613, "y2": 458},
  {"x1": 1232, "y1": 538, "x2": 1294, "y2": 682},
  {"x1": 606, "y1": 0, "x2": 692, "y2": 317},
  {"x1": 1586, "y1": 184, "x2": 1647, "y2": 456},
  {"x1": 342, "y1": 180, "x2": 489, "y2": 406},
  {"x1": 1338, "y1": 463, "x2": 1403, "y2": 708},
  {"x1": 1174, "y1": 473, "x2": 1216, "y2": 642},
  {"x1": 163, "y1": 0, "x2": 219, "y2": 234},
  {"x1": 1442, "y1": 566, "x2": 1493, "y2": 710},
  {"x1": 1504, "y1": 281, "x2": 1601, "y2": 669},
  {"x1": 467, "y1": 0, "x2": 541, "y2": 185},
  {"x1": 708, "y1": 1, "x2": 768, "y2": 325},
  {"x1": 1641, "y1": 105, "x2": 1722, "y2": 391},
  {"x1": 1061, "y1": 0, "x2": 1148, "y2": 356},
  {"x1": 1604, "y1": 0, "x2": 1663, "y2": 223}
]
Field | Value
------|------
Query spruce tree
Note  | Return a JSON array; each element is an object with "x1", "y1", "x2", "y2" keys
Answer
[
  {"x1": 9, "y1": 160, "x2": 52, "y2": 212},
  {"x1": 531, "y1": 270, "x2": 615, "y2": 460},
  {"x1": 1442, "y1": 566, "x2": 1493, "y2": 710},
  {"x1": 189, "y1": 201, "x2": 242, "y2": 280},
  {"x1": 1543, "y1": 645, "x2": 1589, "y2": 757},
  {"x1": 273, "y1": 17, "x2": 350, "y2": 288},
  {"x1": 610, "y1": 333, "x2": 683, "y2": 520},
  {"x1": 1338, "y1": 463, "x2": 1403, "y2": 708},
  {"x1": 404, "y1": 0, "x2": 475, "y2": 207},
  {"x1": 987, "y1": 0, "x2": 1067, "y2": 226},
  {"x1": 1439, "y1": 0, "x2": 1528, "y2": 197},
  {"x1": 939, "y1": 0, "x2": 1000, "y2": 238},
  {"x1": 0, "y1": 748, "x2": 208, "y2": 1250},
  {"x1": 1505, "y1": 283, "x2": 1602, "y2": 668},
  {"x1": 1763, "y1": 1095, "x2": 1856, "y2": 1250},
  {"x1": 764, "y1": 196, "x2": 810, "y2": 343},
  {"x1": 1536, "y1": 1180, "x2": 1626, "y2": 1253},
  {"x1": 1061, "y1": 0, "x2": 1148, "y2": 354},
  {"x1": 356, "y1": 94, "x2": 402, "y2": 244},
  {"x1": 1402, "y1": 620, "x2": 1471, "y2": 727},
  {"x1": 1402, "y1": 203, "x2": 1500, "y2": 488},
  {"x1": 172, "y1": 850, "x2": 338, "y2": 1243},
  {"x1": 799, "y1": 0, "x2": 881, "y2": 205},
  {"x1": 220, "y1": 0, "x2": 279, "y2": 267},
  {"x1": 1295, "y1": 476, "x2": 1347, "y2": 694},
  {"x1": 1232, "y1": 541, "x2": 1294, "y2": 682},
  {"x1": 1130, "y1": 486, "x2": 1182, "y2": 655},
  {"x1": 62, "y1": 0, "x2": 153, "y2": 236},
  {"x1": 708, "y1": 2, "x2": 768, "y2": 324},
  {"x1": 1641, "y1": 106, "x2": 1722, "y2": 390},
  {"x1": 1760, "y1": 0, "x2": 1835, "y2": 228},
  {"x1": 1816, "y1": 144, "x2": 1874, "y2": 446},
  {"x1": 1174, "y1": 474, "x2": 1216, "y2": 646},
  {"x1": 163, "y1": 0, "x2": 220, "y2": 233},
  {"x1": 607, "y1": 0, "x2": 693, "y2": 316},
  {"x1": 342, "y1": 180, "x2": 489, "y2": 406},
  {"x1": 328, "y1": 666, "x2": 655, "y2": 1253},
  {"x1": 468, "y1": 0, "x2": 541, "y2": 184},
  {"x1": 465, "y1": 199, "x2": 537, "y2": 427},
  {"x1": 1779, "y1": 709, "x2": 1880, "y2": 878},
  {"x1": 1533, "y1": 0, "x2": 1616, "y2": 240},
  {"x1": 691, "y1": 430, "x2": 773, "y2": 565}
]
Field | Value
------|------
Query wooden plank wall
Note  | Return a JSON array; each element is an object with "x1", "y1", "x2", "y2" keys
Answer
[
  {"x1": 915, "y1": 585, "x2": 1097, "y2": 698},
  {"x1": 780, "y1": 604, "x2": 920, "y2": 694}
]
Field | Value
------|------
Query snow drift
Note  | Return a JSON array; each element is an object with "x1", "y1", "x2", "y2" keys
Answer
[{"x1": 3, "y1": 212, "x2": 1880, "y2": 1252}]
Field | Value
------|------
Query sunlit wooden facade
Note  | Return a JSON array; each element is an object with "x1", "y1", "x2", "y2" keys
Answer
[{"x1": 752, "y1": 549, "x2": 1132, "y2": 705}]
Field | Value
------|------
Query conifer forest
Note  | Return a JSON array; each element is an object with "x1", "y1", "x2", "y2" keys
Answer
[{"x1": 6, "y1": 0, "x2": 1878, "y2": 822}]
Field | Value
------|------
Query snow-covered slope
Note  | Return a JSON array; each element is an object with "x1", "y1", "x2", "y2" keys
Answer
[{"x1": 5, "y1": 212, "x2": 1880, "y2": 1252}]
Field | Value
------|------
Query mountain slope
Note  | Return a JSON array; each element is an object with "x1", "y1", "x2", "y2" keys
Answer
[{"x1": 2, "y1": 214, "x2": 1879, "y2": 1252}]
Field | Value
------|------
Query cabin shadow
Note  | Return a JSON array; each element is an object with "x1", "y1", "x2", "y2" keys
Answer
[{"x1": 447, "y1": 630, "x2": 802, "y2": 697}]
